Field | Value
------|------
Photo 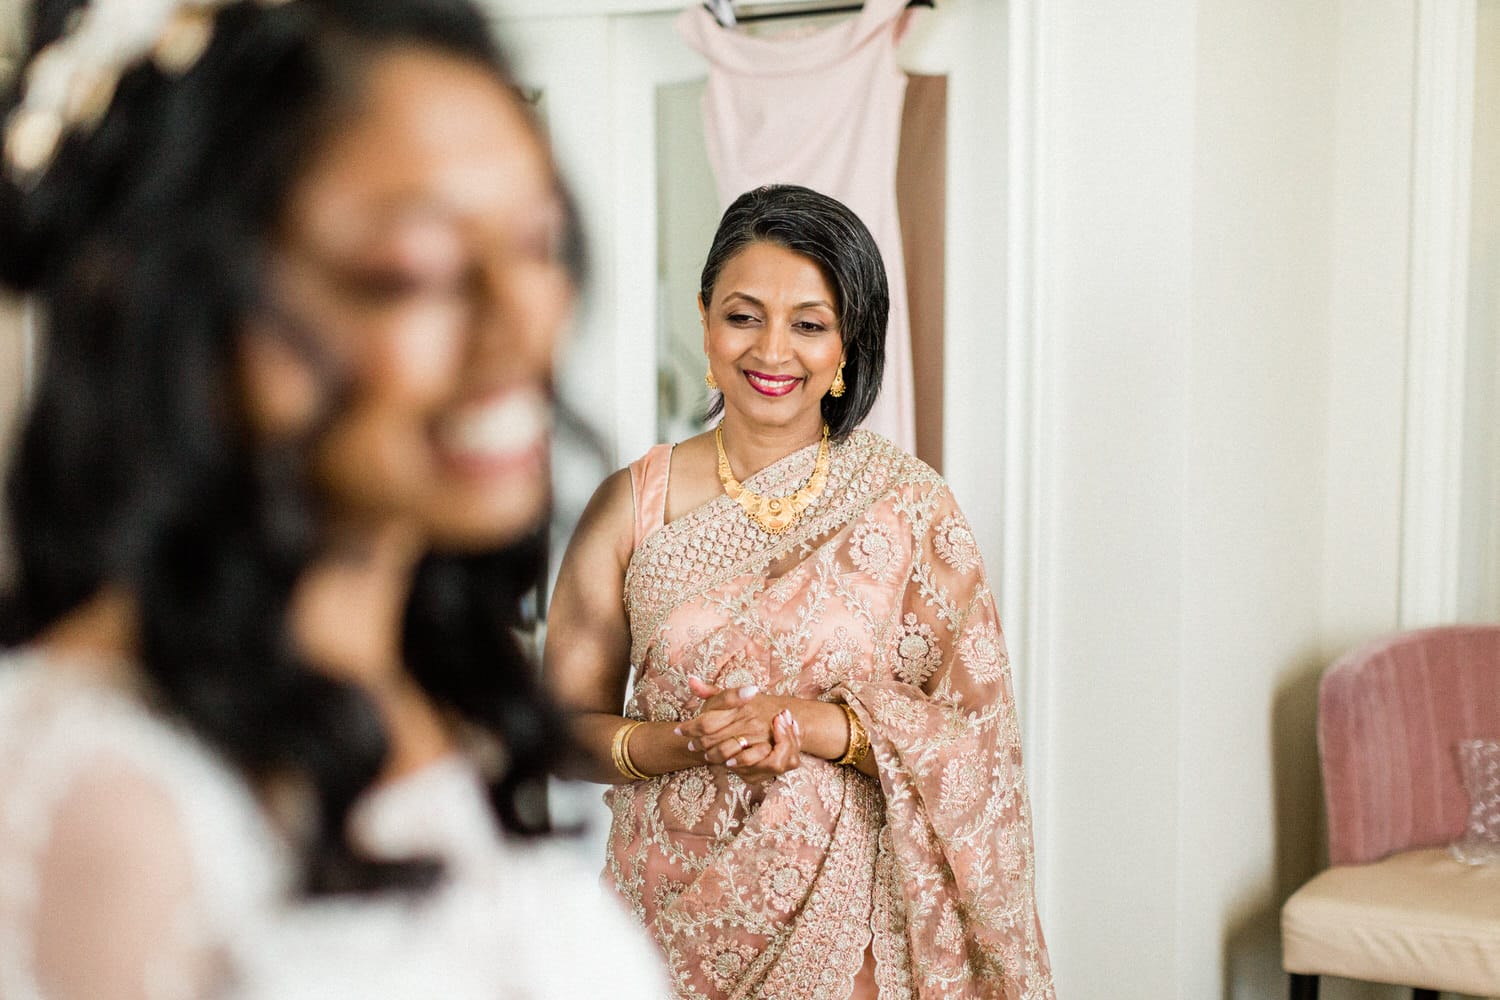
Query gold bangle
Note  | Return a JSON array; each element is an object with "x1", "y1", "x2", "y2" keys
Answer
[
  {"x1": 611, "y1": 720, "x2": 651, "y2": 781},
  {"x1": 621, "y1": 720, "x2": 651, "y2": 780},
  {"x1": 835, "y1": 703, "x2": 870, "y2": 767}
]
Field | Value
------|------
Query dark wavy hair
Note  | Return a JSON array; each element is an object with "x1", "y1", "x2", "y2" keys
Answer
[
  {"x1": 0, "y1": 0, "x2": 576, "y2": 894},
  {"x1": 700, "y1": 184, "x2": 888, "y2": 439}
]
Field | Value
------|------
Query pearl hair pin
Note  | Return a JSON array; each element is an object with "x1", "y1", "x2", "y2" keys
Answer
[{"x1": 3, "y1": 0, "x2": 293, "y2": 187}]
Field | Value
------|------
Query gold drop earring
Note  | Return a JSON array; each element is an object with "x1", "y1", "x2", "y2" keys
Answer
[
  {"x1": 829, "y1": 361, "x2": 846, "y2": 398},
  {"x1": 705, "y1": 366, "x2": 719, "y2": 390}
]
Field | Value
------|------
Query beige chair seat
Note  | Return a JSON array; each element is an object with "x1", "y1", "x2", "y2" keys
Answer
[{"x1": 1282, "y1": 846, "x2": 1500, "y2": 996}]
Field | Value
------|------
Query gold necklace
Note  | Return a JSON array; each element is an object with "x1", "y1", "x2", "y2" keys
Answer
[{"x1": 715, "y1": 423, "x2": 831, "y2": 535}]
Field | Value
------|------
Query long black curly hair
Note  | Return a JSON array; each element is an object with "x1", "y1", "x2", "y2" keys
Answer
[{"x1": 0, "y1": 0, "x2": 577, "y2": 894}]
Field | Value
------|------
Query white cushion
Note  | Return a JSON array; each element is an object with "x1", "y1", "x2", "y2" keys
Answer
[{"x1": 1282, "y1": 847, "x2": 1500, "y2": 994}]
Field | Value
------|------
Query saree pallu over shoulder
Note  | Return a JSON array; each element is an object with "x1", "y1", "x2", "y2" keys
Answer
[{"x1": 609, "y1": 430, "x2": 1055, "y2": 1000}]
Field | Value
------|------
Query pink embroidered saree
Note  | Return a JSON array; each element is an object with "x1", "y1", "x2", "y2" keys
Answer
[{"x1": 606, "y1": 431, "x2": 1054, "y2": 1000}]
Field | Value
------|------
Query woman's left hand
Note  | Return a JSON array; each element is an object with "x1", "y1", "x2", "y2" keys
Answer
[{"x1": 677, "y1": 676, "x2": 797, "y2": 766}]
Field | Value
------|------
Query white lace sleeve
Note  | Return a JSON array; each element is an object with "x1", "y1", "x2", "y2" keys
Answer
[
  {"x1": 239, "y1": 842, "x2": 672, "y2": 1000},
  {"x1": 238, "y1": 759, "x2": 672, "y2": 1000},
  {"x1": 0, "y1": 659, "x2": 283, "y2": 1000},
  {"x1": 0, "y1": 664, "x2": 665, "y2": 1000},
  {"x1": 9, "y1": 763, "x2": 219, "y2": 1000}
]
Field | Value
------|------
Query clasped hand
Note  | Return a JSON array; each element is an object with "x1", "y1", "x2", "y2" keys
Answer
[{"x1": 674, "y1": 676, "x2": 802, "y2": 783}]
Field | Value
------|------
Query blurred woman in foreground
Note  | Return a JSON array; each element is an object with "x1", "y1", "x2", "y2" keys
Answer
[{"x1": 0, "y1": 1, "x2": 664, "y2": 996}]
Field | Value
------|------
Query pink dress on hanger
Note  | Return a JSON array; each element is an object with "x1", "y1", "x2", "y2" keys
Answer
[{"x1": 678, "y1": 0, "x2": 919, "y2": 453}]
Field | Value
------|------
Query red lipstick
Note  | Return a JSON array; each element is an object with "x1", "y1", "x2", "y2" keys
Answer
[{"x1": 743, "y1": 370, "x2": 802, "y2": 397}]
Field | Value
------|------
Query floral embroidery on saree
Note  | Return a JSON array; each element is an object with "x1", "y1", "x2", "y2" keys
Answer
[{"x1": 606, "y1": 431, "x2": 1055, "y2": 1000}]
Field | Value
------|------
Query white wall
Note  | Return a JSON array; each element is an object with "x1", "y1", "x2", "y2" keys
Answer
[
  {"x1": 1463, "y1": 0, "x2": 1500, "y2": 621},
  {"x1": 1178, "y1": 2, "x2": 1338, "y2": 997},
  {"x1": 1032, "y1": 1, "x2": 1197, "y2": 993},
  {"x1": 1319, "y1": 0, "x2": 1413, "y2": 661}
]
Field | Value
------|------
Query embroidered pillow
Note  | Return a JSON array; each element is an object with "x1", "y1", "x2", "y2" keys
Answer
[{"x1": 1452, "y1": 738, "x2": 1500, "y2": 864}]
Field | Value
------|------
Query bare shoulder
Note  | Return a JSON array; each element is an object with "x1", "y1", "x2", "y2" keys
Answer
[
  {"x1": 664, "y1": 431, "x2": 722, "y2": 524},
  {"x1": 667, "y1": 430, "x2": 716, "y2": 481},
  {"x1": 583, "y1": 466, "x2": 635, "y2": 523},
  {"x1": 569, "y1": 467, "x2": 636, "y2": 569}
]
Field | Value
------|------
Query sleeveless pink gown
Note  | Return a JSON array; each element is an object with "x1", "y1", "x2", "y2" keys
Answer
[{"x1": 678, "y1": 1, "x2": 920, "y2": 454}]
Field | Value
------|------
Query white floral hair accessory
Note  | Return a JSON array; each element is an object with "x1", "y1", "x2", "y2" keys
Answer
[{"x1": 4, "y1": 0, "x2": 292, "y2": 188}]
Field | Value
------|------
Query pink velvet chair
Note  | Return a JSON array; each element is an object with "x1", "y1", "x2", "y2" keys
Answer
[{"x1": 1281, "y1": 625, "x2": 1500, "y2": 1000}]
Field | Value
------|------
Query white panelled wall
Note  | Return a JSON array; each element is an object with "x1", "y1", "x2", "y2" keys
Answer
[
  {"x1": 1180, "y1": 1, "x2": 1336, "y2": 996},
  {"x1": 1031, "y1": 0, "x2": 1198, "y2": 992}
]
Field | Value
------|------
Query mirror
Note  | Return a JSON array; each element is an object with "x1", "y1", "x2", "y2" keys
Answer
[{"x1": 654, "y1": 78, "x2": 719, "y2": 444}]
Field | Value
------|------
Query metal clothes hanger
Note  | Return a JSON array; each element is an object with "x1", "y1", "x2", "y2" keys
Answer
[{"x1": 705, "y1": 0, "x2": 935, "y2": 29}]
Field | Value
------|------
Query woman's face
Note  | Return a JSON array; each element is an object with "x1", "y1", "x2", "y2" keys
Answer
[
  {"x1": 243, "y1": 46, "x2": 572, "y2": 551},
  {"x1": 700, "y1": 241, "x2": 844, "y2": 436}
]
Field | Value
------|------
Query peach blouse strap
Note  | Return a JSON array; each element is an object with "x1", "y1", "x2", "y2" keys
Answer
[{"x1": 627, "y1": 443, "x2": 675, "y2": 549}]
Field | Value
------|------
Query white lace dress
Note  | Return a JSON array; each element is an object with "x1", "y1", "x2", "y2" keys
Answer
[{"x1": 0, "y1": 651, "x2": 670, "y2": 1000}]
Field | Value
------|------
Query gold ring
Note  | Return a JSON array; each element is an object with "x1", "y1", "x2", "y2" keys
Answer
[{"x1": 739, "y1": 736, "x2": 749, "y2": 750}]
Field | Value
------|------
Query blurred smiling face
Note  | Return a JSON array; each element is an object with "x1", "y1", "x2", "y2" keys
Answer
[{"x1": 243, "y1": 46, "x2": 573, "y2": 551}]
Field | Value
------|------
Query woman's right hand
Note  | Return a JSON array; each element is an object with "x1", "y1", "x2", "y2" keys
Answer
[
  {"x1": 685, "y1": 681, "x2": 802, "y2": 784},
  {"x1": 725, "y1": 708, "x2": 802, "y2": 784}
]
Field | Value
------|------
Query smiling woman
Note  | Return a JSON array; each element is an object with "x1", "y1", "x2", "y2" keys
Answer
[
  {"x1": 255, "y1": 46, "x2": 572, "y2": 550},
  {"x1": 545, "y1": 184, "x2": 1055, "y2": 1000},
  {"x1": 703, "y1": 242, "x2": 846, "y2": 415}
]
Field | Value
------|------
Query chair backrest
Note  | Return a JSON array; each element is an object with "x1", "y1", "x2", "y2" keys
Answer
[{"x1": 1320, "y1": 625, "x2": 1500, "y2": 866}]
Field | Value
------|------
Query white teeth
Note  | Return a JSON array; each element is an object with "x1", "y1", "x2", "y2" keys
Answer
[
  {"x1": 442, "y1": 389, "x2": 551, "y2": 460},
  {"x1": 747, "y1": 373, "x2": 800, "y2": 392}
]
